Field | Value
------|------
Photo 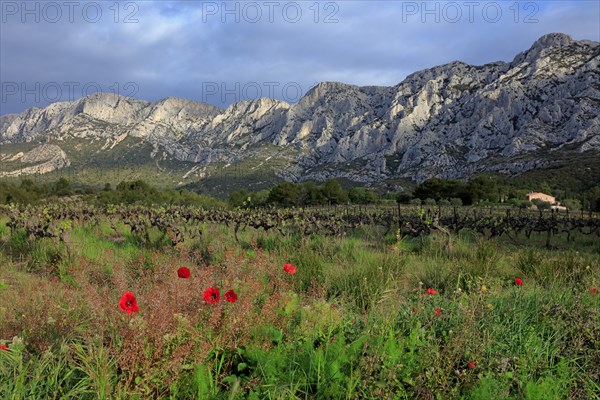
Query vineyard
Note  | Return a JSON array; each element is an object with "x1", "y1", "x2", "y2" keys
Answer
[
  {"x1": 0, "y1": 202, "x2": 599, "y2": 399},
  {"x1": 2, "y1": 203, "x2": 599, "y2": 249}
]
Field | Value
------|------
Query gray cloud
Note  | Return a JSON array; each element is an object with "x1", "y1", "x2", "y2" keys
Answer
[{"x1": 1, "y1": 0, "x2": 598, "y2": 114}]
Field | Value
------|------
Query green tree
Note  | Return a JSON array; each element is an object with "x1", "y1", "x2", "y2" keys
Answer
[
  {"x1": 467, "y1": 176, "x2": 497, "y2": 204},
  {"x1": 531, "y1": 199, "x2": 552, "y2": 210},
  {"x1": 321, "y1": 179, "x2": 348, "y2": 205},
  {"x1": 116, "y1": 180, "x2": 153, "y2": 193},
  {"x1": 540, "y1": 181, "x2": 553, "y2": 195},
  {"x1": 414, "y1": 178, "x2": 472, "y2": 204},
  {"x1": 348, "y1": 187, "x2": 378, "y2": 204},
  {"x1": 111, "y1": 180, "x2": 157, "y2": 204},
  {"x1": 20, "y1": 179, "x2": 35, "y2": 191},
  {"x1": 583, "y1": 186, "x2": 600, "y2": 211},
  {"x1": 231, "y1": 189, "x2": 270, "y2": 208},
  {"x1": 413, "y1": 178, "x2": 447, "y2": 201},
  {"x1": 561, "y1": 198, "x2": 581, "y2": 210},
  {"x1": 396, "y1": 193, "x2": 412, "y2": 204},
  {"x1": 302, "y1": 182, "x2": 326, "y2": 205},
  {"x1": 250, "y1": 190, "x2": 270, "y2": 208},
  {"x1": 0, "y1": 182, "x2": 30, "y2": 204},
  {"x1": 268, "y1": 182, "x2": 305, "y2": 207},
  {"x1": 54, "y1": 178, "x2": 72, "y2": 196},
  {"x1": 508, "y1": 198, "x2": 530, "y2": 208},
  {"x1": 229, "y1": 189, "x2": 249, "y2": 208}
]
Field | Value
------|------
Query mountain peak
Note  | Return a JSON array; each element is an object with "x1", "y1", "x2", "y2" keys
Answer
[
  {"x1": 77, "y1": 91, "x2": 141, "y2": 104},
  {"x1": 511, "y1": 33, "x2": 575, "y2": 65},
  {"x1": 307, "y1": 81, "x2": 357, "y2": 94},
  {"x1": 531, "y1": 33, "x2": 573, "y2": 50}
]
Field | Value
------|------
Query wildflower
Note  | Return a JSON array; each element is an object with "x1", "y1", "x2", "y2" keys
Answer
[
  {"x1": 284, "y1": 263, "x2": 297, "y2": 275},
  {"x1": 1, "y1": 344, "x2": 8, "y2": 351},
  {"x1": 481, "y1": 285, "x2": 487, "y2": 292},
  {"x1": 177, "y1": 267, "x2": 191, "y2": 279},
  {"x1": 467, "y1": 361, "x2": 477, "y2": 370},
  {"x1": 224, "y1": 289, "x2": 238, "y2": 303},
  {"x1": 435, "y1": 307, "x2": 442, "y2": 317},
  {"x1": 515, "y1": 277, "x2": 523, "y2": 286},
  {"x1": 119, "y1": 292, "x2": 140, "y2": 314},
  {"x1": 487, "y1": 303, "x2": 493, "y2": 309},
  {"x1": 591, "y1": 287, "x2": 599, "y2": 295},
  {"x1": 426, "y1": 288, "x2": 438, "y2": 295},
  {"x1": 203, "y1": 287, "x2": 220, "y2": 304}
]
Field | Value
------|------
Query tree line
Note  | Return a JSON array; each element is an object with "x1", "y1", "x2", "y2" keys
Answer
[
  {"x1": 1, "y1": 176, "x2": 600, "y2": 211},
  {"x1": 0, "y1": 178, "x2": 226, "y2": 208}
]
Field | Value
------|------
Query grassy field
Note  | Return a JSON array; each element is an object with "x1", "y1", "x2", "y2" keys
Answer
[{"x1": 0, "y1": 214, "x2": 599, "y2": 399}]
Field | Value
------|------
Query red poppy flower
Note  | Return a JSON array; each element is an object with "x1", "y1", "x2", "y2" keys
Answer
[
  {"x1": 177, "y1": 267, "x2": 190, "y2": 279},
  {"x1": 203, "y1": 287, "x2": 220, "y2": 304},
  {"x1": 283, "y1": 263, "x2": 296, "y2": 275},
  {"x1": 435, "y1": 307, "x2": 442, "y2": 317},
  {"x1": 467, "y1": 361, "x2": 477, "y2": 370},
  {"x1": 224, "y1": 289, "x2": 238, "y2": 303},
  {"x1": 1, "y1": 344, "x2": 8, "y2": 351},
  {"x1": 591, "y1": 287, "x2": 599, "y2": 295},
  {"x1": 426, "y1": 288, "x2": 438, "y2": 295},
  {"x1": 119, "y1": 292, "x2": 140, "y2": 314},
  {"x1": 515, "y1": 277, "x2": 523, "y2": 286}
]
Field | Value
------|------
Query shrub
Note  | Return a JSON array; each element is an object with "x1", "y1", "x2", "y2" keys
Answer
[
  {"x1": 531, "y1": 199, "x2": 552, "y2": 210},
  {"x1": 396, "y1": 193, "x2": 412, "y2": 204},
  {"x1": 561, "y1": 198, "x2": 581, "y2": 210}
]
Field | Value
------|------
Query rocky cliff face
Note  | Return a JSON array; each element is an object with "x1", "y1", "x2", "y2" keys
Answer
[
  {"x1": 0, "y1": 144, "x2": 69, "y2": 177},
  {"x1": 1, "y1": 94, "x2": 221, "y2": 145},
  {"x1": 1, "y1": 33, "x2": 598, "y2": 183}
]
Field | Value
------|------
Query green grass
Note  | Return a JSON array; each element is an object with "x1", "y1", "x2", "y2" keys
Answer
[{"x1": 0, "y1": 213, "x2": 599, "y2": 399}]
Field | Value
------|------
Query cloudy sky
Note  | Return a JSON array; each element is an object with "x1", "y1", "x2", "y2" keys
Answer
[{"x1": 1, "y1": 0, "x2": 598, "y2": 114}]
